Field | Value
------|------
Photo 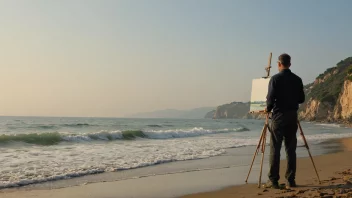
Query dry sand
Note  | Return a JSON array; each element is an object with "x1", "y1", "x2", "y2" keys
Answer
[
  {"x1": 182, "y1": 138, "x2": 352, "y2": 198},
  {"x1": 1, "y1": 139, "x2": 352, "y2": 198}
]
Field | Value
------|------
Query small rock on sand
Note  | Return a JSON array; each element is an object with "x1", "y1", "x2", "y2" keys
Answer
[
  {"x1": 343, "y1": 176, "x2": 352, "y2": 184},
  {"x1": 338, "y1": 189, "x2": 346, "y2": 194},
  {"x1": 297, "y1": 189, "x2": 306, "y2": 194},
  {"x1": 326, "y1": 189, "x2": 335, "y2": 195}
]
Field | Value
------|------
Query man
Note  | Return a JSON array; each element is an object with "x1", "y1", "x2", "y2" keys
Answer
[{"x1": 264, "y1": 53, "x2": 305, "y2": 189}]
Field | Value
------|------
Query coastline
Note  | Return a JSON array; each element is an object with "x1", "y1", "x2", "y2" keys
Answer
[{"x1": 0, "y1": 137, "x2": 351, "y2": 198}]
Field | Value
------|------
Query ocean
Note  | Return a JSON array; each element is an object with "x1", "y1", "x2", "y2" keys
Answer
[{"x1": 0, "y1": 116, "x2": 351, "y2": 189}]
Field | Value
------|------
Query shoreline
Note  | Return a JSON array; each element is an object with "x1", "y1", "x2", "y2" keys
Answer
[
  {"x1": 0, "y1": 138, "x2": 351, "y2": 198},
  {"x1": 0, "y1": 136, "x2": 343, "y2": 191}
]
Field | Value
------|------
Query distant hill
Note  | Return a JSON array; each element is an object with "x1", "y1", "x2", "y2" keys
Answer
[
  {"x1": 128, "y1": 107, "x2": 215, "y2": 119},
  {"x1": 204, "y1": 102, "x2": 251, "y2": 119},
  {"x1": 204, "y1": 110, "x2": 216, "y2": 119}
]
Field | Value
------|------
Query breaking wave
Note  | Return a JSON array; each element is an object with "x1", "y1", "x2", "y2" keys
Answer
[{"x1": 0, "y1": 127, "x2": 250, "y2": 146}]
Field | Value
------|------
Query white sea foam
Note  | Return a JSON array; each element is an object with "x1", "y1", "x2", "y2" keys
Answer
[
  {"x1": 144, "y1": 127, "x2": 249, "y2": 139},
  {"x1": 302, "y1": 132, "x2": 352, "y2": 143},
  {"x1": 315, "y1": 123, "x2": 341, "y2": 128},
  {"x1": 61, "y1": 130, "x2": 123, "y2": 142},
  {"x1": 0, "y1": 123, "x2": 351, "y2": 189}
]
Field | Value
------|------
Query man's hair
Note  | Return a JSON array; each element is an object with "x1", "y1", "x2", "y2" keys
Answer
[{"x1": 278, "y1": 53, "x2": 291, "y2": 67}]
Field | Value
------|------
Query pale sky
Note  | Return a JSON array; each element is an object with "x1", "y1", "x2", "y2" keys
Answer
[{"x1": 1, "y1": 0, "x2": 352, "y2": 117}]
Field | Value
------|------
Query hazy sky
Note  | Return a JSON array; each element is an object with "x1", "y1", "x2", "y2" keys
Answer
[{"x1": 1, "y1": 0, "x2": 352, "y2": 117}]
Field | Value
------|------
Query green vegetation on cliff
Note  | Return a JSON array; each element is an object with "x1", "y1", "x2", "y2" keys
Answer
[
  {"x1": 348, "y1": 65, "x2": 352, "y2": 74},
  {"x1": 307, "y1": 57, "x2": 352, "y2": 105},
  {"x1": 348, "y1": 65, "x2": 352, "y2": 81}
]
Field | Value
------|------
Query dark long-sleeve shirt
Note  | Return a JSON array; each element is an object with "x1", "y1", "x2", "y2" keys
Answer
[{"x1": 266, "y1": 69, "x2": 305, "y2": 114}]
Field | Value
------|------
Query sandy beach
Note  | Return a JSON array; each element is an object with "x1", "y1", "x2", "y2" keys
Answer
[
  {"x1": 183, "y1": 138, "x2": 352, "y2": 198},
  {"x1": 0, "y1": 138, "x2": 351, "y2": 198},
  {"x1": 183, "y1": 153, "x2": 352, "y2": 198}
]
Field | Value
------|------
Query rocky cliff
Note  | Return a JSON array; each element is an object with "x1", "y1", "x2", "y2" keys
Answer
[
  {"x1": 333, "y1": 80, "x2": 352, "y2": 121},
  {"x1": 299, "y1": 57, "x2": 352, "y2": 124},
  {"x1": 205, "y1": 102, "x2": 250, "y2": 119}
]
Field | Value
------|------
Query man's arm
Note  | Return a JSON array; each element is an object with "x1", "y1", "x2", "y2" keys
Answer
[
  {"x1": 266, "y1": 77, "x2": 276, "y2": 112},
  {"x1": 298, "y1": 78, "x2": 305, "y2": 104}
]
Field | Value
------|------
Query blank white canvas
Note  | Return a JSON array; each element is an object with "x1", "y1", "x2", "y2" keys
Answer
[{"x1": 250, "y1": 78, "x2": 270, "y2": 112}]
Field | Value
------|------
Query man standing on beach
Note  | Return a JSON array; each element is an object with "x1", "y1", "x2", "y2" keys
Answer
[{"x1": 265, "y1": 53, "x2": 305, "y2": 189}]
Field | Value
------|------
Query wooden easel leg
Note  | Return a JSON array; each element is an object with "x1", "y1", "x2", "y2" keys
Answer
[
  {"x1": 245, "y1": 124, "x2": 266, "y2": 183},
  {"x1": 258, "y1": 125, "x2": 268, "y2": 188},
  {"x1": 297, "y1": 121, "x2": 321, "y2": 184}
]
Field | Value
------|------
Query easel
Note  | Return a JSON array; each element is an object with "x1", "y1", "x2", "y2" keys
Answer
[
  {"x1": 245, "y1": 53, "x2": 321, "y2": 188},
  {"x1": 264, "y1": 52, "x2": 272, "y2": 79}
]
